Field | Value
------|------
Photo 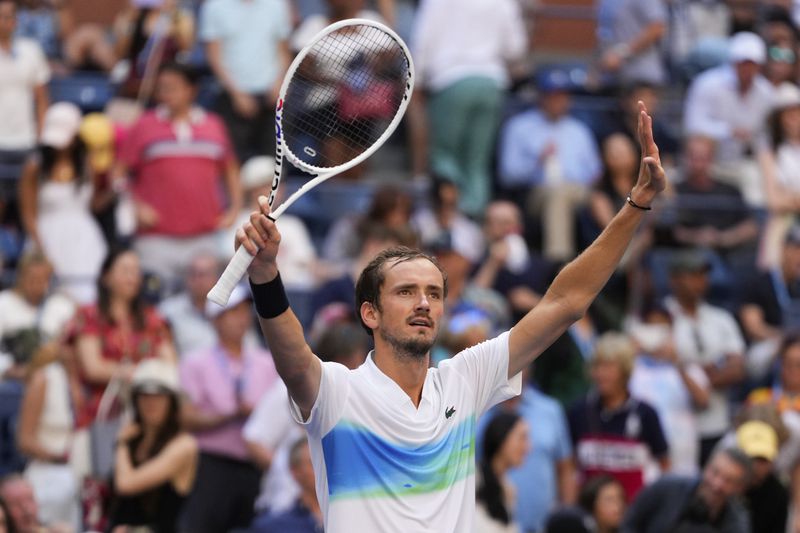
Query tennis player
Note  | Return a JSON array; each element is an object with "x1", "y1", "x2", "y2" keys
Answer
[{"x1": 235, "y1": 102, "x2": 666, "y2": 532}]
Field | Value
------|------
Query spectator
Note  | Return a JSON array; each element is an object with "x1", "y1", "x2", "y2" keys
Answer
[
  {"x1": 627, "y1": 304, "x2": 710, "y2": 474},
  {"x1": 595, "y1": 0, "x2": 668, "y2": 87},
  {"x1": 577, "y1": 475, "x2": 626, "y2": 533},
  {"x1": 249, "y1": 438, "x2": 322, "y2": 533},
  {"x1": 180, "y1": 285, "x2": 279, "y2": 533},
  {"x1": 107, "y1": 359, "x2": 198, "y2": 533},
  {"x1": 72, "y1": 248, "x2": 177, "y2": 428},
  {"x1": 739, "y1": 225, "x2": 800, "y2": 382},
  {"x1": 735, "y1": 420, "x2": 789, "y2": 533},
  {"x1": 0, "y1": 474, "x2": 70, "y2": 533},
  {"x1": 244, "y1": 321, "x2": 368, "y2": 517},
  {"x1": 620, "y1": 447, "x2": 751, "y2": 533},
  {"x1": 0, "y1": 496, "x2": 14, "y2": 533},
  {"x1": 664, "y1": 248, "x2": 747, "y2": 466},
  {"x1": 16, "y1": 343, "x2": 79, "y2": 531},
  {"x1": 412, "y1": 0, "x2": 527, "y2": 217},
  {"x1": 0, "y1": 0, "x2": 50, "y2": 216},
  {"x1": 0, "y1": 251, "x2": 75, "y2": 378},
  {"x1": 118, "y1": 62, "x2": 242, "y2": 292},
  {"x1": 478, "y1": 368, "x2": 577, "y2": 533},
  {"x1": 498, "y1": 69, "x2": 602, "y2": 262},
  {"x1": 475, "y1": 411, "x2": 529, "y2": 533},
  {"x1": 683, "y1": 32, "x2": 774, "y2": 206},
  {"x1": 18, "y1": 101, "x2": 108, "y2": 304},
  {"x1": 200, "y1": 0, "x2": 291, "y2": 161},
  {"x1": 112, "y1": 0, "x2": 195, "y2": 102},
  {"x1": 568, "y1": 332, "x2": 670, "y2": 502},
  {"x1": 411, "y1": 176, "x2": 484, "y2": 265}
]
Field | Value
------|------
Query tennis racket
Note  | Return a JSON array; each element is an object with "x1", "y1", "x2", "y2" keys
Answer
[{"x1": 207, "y1": 18, "x2": 414, "y2": 306}]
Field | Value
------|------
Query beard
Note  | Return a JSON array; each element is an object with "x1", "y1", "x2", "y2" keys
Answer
[{"x1": 379, "y1": 328, "x2": 435, "y2": 361}]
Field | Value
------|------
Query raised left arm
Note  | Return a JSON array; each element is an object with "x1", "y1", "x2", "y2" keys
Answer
[{"x1": 508, "y1": 102, "x2": 666, "y2": 377}]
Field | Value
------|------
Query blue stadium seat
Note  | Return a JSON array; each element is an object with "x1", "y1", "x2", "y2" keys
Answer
[{"x1": 49, "y1": 72, "x2": 114, "y2": 113}]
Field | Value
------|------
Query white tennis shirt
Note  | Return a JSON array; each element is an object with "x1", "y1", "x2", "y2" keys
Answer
[{"x1": 290, "y1": 331, "x2": 521, "y2": 533}]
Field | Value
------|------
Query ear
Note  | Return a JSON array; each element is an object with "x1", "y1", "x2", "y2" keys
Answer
[{"x1": 360, "y1": 301, "x2": 379, "y2": 332}]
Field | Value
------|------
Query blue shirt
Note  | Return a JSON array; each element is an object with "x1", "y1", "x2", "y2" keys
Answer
[
  {"x1": 498, "y1": 109, "x2": 601, "y2": 189},
  {"x1": 199, "y1": 0, "x2": 291, "y2": 93},
  {"x1": 478, "y1": 386, "x2": 572, "y2": 532},
  {"x1": 249, "y1": 501, "x2": 322, "y2": 533}
]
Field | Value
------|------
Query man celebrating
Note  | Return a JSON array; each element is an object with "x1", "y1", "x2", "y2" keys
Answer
[{"x1": 232, "y1": 103, "x2": 666, "y2": 532}]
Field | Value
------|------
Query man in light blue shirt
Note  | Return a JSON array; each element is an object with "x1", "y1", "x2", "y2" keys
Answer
[
  {"x1": 478, "y1": 380, "x2": 577, "y2": 533},
  {"x1": 200, "y1": 0, "x2": 291, "y2": 161},
  {"x1": 498, "y1": 69, "x2": 601, "y2": 261}
]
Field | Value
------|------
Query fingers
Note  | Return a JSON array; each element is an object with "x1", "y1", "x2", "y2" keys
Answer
[{"x1": 235, "y1": 195, "x2": 280, "y2": 255}]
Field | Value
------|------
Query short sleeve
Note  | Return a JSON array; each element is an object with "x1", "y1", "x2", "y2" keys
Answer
[
  {"x1": 289, "y1": 361, "x2": 351, "y2": 438},
  {"x1": 439, "y1": 331, "x2": 522, "y2": 415},
  {"x1": 275, "y1": 0, "x2": 292, "y2": 40},
  {"x1": 73, "y1": 305, "x2": 101, "y2": 337},
  {"x1": 553, "y1": 403, "x2": 573, "y2": 460},
  {"x1": 28, "y1": 40, "x2": 51, "y2": 85},
  {"x1": 243, "y1": 381, "x2": 293, "y2": 448},
  {"x1": 198, "y1": 0, "x2": 223, "y2": 42},
  {"x1": 639, "y1": 402, "x2": 669, "y2": 458}
]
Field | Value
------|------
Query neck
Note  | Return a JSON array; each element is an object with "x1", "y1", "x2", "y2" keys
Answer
[
  {"x1": 190, "y1": 293, "x2": 206, "y2": 312},
  {"x1": 491, "y1": 455, "x2": 510, "y2": 479},
  {"x1": 677, "y1": 296, "x2": 699, "y2": 315},
  {"x1": 372, "y1": 347, "x2": 429, "y2": 407},
  {"x1": 110, "y1": 297, "x2": 132, "y2": 323},
  {"x1": 220, "y1": 337, "x2": 243, "y2": 357},
  {"x1": 601, "y1": 388, "x2": 628, "y2": 410},
  {"x1": 169, "y1": 105, "x2": 192, "y2": 121}
]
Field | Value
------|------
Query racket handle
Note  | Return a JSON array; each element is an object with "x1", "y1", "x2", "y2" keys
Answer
[{"x1": 207, "y1": 246, "x2": 255, "y2": 306}]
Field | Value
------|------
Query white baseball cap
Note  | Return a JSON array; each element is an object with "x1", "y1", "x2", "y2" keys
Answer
[
  {"x1": 131, "y1": 359, "x2": 180, "y2": 395},
  {"x1": 729, "y1": 32, "x2": 767, "y2": 64},
  {"x1": 205, "y1": 283, "x2": 252, "y2": 319},
  {"x1": 240, "y1": 156, "x2": 276, "y2": 190},
  {"x1": 774, "y1": 82, "x2": 800, "y2": 110},
  {"x1": 40, "y1": 102, "x2": 82, "y2": 149}
]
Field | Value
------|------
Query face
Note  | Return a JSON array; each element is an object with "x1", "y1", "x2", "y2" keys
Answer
[
  {"x1": 593, "y1": 481, "x2": 626, "y2": 530},
  {"x1": 364, "y1": 258, "x2": 445, "y2": 360},
  {"x1": 590, "y1": 358, "x2": 627, "y2": 397},
  {"x1": 136, "y1": 391, "x2": 172, "y2": 428},
  {"x1": 781, "y1": 342, "x2": 800, "y2": 392},
  {"x1": 214, "y1": 301, "x2": 253, "y2": 344},
  {"x1": 0, "y1": 2, "x2": 15, "y2": 40},
  {"x1": 541, "y1": 91, "x2": 570, "y2": 120},
  {"x1": 783, "y1": 242, "x2": 800, "y2": 281},
  {"x1": 156, "y1": 70, "x2": 195, "y2": 112},
  {"x1": 484, "y1": 203, "x2": 520, "y2": 242},
  {"x1": 735, "y1": 60, "x2": 761, "y2": 88},
  {"x1": 186, "y1": 255, "x2": 219, "y2": 300},
  {"x1": 751, "y1": 457, "x2": 773, "y2": 485},
  {"x1": 698, "y1": 452, "x2": 747, "y2": 512},
  {"x1": 0, "y1": 479, "x2": 38, "y2": 532},
  {"x1": 669, "y1": 271, "x2": 709, "y2": 304},
  {"x1": 103, "y1": 251, "x2": 142, "y2": 302},
  {"x1": 684, "y1": 138, "x2": 715, "y2": 178},
  {"x1": 626, "y1": 87, "x2": 658, "y2": 115},
  {"x1": 498, "y1": 420, "x2": 530, "y2": 469},
  {"x1": 780, "y1": 106, "x2": 800, "y2": 139},
  {"x1": 603, "y1": 134, "x2": 638, "y2": 178},
  {"x1": 437, "y1": 182, "x2": 459, "y2": 211},
  {"x1": 17, "y1": 262, "x2": 52, "y2": 305}
]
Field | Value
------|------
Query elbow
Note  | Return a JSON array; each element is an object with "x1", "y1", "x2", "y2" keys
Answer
[
  {"x1": 114, "y1": 476, "x2": 138, "y2": 496},
  {"x1": 693, "y1": 395, "x2": 710, "y2": 411}
]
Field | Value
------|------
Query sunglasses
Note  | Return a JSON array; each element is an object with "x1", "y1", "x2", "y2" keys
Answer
[{"x1": 770, "y1": 46, "x2": 797, "y2": 64}]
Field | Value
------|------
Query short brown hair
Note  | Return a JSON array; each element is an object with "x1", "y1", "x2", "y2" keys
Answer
[{"x1": 354, "y1": 246, "x2": 447, "y2": 336}]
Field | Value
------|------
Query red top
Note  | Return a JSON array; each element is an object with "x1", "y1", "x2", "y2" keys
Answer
[
  {"x1": 70, "y1": 304, "x2": 169, "y2": 427},
  {"x1": 122, "y1": 107, "x2": 236, "y2": 236}
]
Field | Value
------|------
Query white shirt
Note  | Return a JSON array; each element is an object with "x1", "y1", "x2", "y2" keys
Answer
[
  {"x1": 664, "y1": 296, "x2": 746, "y2": 437},
  {"x1": 243, "y1": 380, "x2": 305, "y2": 513},
  {"x1": 289, "y1": 10, "x2": 385, "y2": 53},
  {"x1": 683, "y1": 64, "x2": 774, "y2": 163},
  {"x1": 291, "y1": 331, "x2": 521, "y2": 533},
  {"x1": 411, "y1": 208, "x2": 485, "y2": 264},
  {"x1": 0, "y1": 38, "x2": 50, "y2": 150},
  {"x1": 411, "y1": 0, "x2": 527, "y2": 91},
  {"x1": 776, "y1": 142, "x2": 800, "y2": 193}
]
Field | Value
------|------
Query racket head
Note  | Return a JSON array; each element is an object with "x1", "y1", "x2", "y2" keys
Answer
[{"x1": 276, "y1": 18, "x2": 414, "y2": 176}]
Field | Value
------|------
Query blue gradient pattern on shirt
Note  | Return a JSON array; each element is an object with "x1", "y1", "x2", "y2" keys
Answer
[{"x1": 321, "y1": 415, "x2": 476, "y2": 501}]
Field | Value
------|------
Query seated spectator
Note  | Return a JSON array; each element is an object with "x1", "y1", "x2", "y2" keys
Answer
[
  {"x1": 117, "y1": 62, "x2": 242, "y2": 292},
  {"x1": 411, "y1": 176, "x2": 484, "y2": 265},
  {"x1": 107, "y1": 359, "x2": 198, "y2": 533},
  {"x1": 627, "y1": 304, "x2": 710, "y2": 475},
  {"x1": 740, "y1": 225, "x2": 800, "y2": 382},
  {"x1": 249, "y1": 438, "x2": 322, "y2": 533},
  {"x1": 664, "y1": 248, "x2": 747, "y2": 466},
  {"x1": 621, "y1": 448, "x2": 751, "y2": 533},
  {"x1": 667, "y1": 136, "x2": 758, "y2": 267},
  {"x1": 683, "y1": 32, "x2": 774, "y2": 206},
  {"x1": 72, "y1": 248, "x2": 177, "y2": 429},
  {"x1": 476, "y1": 412, "x2": 529, "y2": 533},
  {"x1": 498, "y1": 69, "x2": 602, "y2": 262},
  {"x1": 244, "y1": 321, "x2": 369, "y2": 518},
  {"x1": 180, "y1": 285, "x2": 279, "y2": 533},
  {"x1": 0, "y1": 473, "x2": 71, "y2": 532},
  {"x1": 18, "y1": 101, "x2": 108, "y2": 304},
  {"x1": 568, "y1": 332, "x2": 670, "y2": 502},
  {"x1": 112, "y1": 0, "x2": 195, "y2": 101},
  {"x1": 577, "y1": 475, "x2": 626, "y2": 533},
  {"x1": 0, "y1": 251, "x2": 75, "y2": 378},
  {"x1": 735, "y1": 420, "x2": 789, "y2": 533},
  {"x1": 16, "y1": 343, "x2": 79, "y2": 531}
]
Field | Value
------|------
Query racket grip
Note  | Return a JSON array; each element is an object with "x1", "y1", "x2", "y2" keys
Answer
[{"x1": 207, "y1": 246, "x2": 255, "y2": 306}]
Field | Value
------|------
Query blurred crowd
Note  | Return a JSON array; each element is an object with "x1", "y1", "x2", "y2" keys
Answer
[{"x1": 3, "y1": 0, "x2": 800, "y2": 532}]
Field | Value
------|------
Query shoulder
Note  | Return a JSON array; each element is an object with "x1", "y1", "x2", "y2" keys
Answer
[
  {"x1": 633, "y1": 398, "x2": 661, "y2": 419},
  {"x1": 163, "y1": 433, "x2": 199, "y2": 462}
]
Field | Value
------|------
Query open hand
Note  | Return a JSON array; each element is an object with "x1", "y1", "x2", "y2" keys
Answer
[{"x1": 630, "y1": 101, "x2": 667, "y2": 207}]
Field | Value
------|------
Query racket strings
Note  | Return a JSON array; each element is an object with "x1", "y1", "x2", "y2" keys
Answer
[{"x1": 282, "y1": 24, "x2": 410, "y2": 170}]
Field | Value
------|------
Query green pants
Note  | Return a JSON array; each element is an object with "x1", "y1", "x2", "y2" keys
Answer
[{"x1": 427, "y1": 77, "x2": 503, "y2": 217}]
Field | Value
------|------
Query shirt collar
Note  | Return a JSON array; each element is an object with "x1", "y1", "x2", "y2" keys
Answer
[
  {"x1": 155, "y1": 105, "x2": 206, "y2": 124},
  {"x1": 364, "y1": 351, "x2": 433, "y2": 408}
]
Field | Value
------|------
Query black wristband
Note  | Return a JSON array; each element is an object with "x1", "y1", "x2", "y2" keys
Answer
[
  {"x1": 626, "y1": 194, "x2": 652, "y2": 211},
  {"x1": 250, "y1": 274, "x2": 290, "y2": 319}
]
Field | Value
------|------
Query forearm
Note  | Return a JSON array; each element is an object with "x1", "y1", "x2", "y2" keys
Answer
[
  {"x1": 678, "y1": 367, "x2": 710, "y2": 409},
  {"x1": 34, "y1": 85, "x2": 49, "y2": 136},
  {"x1": 706, "y1": 356, "x2": 746, "y2": 388},
  {"x1": 472, "y1": 257, "x2": 502, "y2": 289},
  {"x1": 627, "y1": 22, "x2": 665, "y2": 56},
  {"x1": 718, "y1": 220, "x2": 758, "y2": 248},
  {"x1": 556, "y1": 458, "x2": 578, "y2": 504},
  {"x1": 181, "y1": 405, "x2": 233, "y2": 431}
]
